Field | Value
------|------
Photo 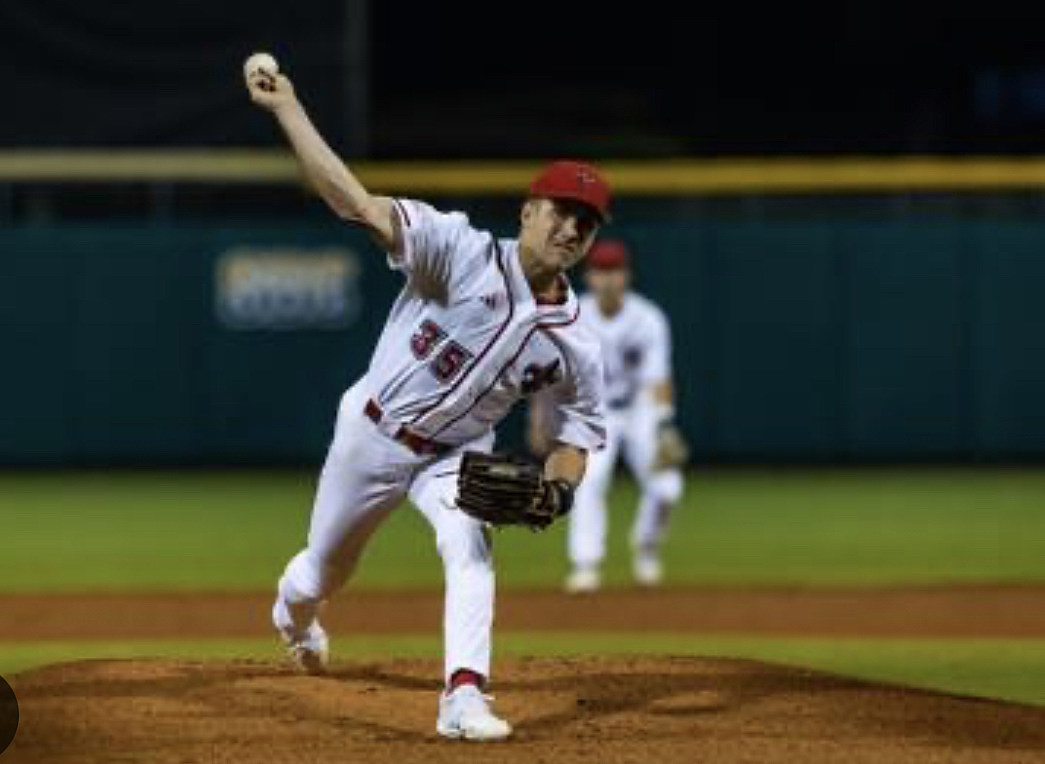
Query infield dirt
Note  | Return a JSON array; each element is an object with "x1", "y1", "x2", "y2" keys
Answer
[
  {"x1": 4, "y1": 586, "x2": 1045, "y2": 763},
  {"x1": 7, "y1": 656, "x2": 1045, "y2": 763},
  {"x1": 2, "y1": 585, "x2": 1044, "y2": 641}
]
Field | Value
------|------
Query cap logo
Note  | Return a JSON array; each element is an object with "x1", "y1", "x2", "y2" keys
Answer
[{"x1": 576, "y1": 169, "x2": 597, "y2": 186}]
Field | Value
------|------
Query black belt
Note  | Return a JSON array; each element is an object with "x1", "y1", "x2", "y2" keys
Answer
[{"x1": 364, "y1": 399, "x2": 453, "y2": 457}]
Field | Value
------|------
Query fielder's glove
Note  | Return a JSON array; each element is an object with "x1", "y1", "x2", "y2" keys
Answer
[
  {"x1": 456, "y1": 451, "x2": 575, "y2": 530},
  {"x1": 653, "y1": 421, "x2": 690, "y2": 471}
]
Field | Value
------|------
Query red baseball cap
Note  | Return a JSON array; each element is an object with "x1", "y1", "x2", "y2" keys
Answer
[
  {"x1": 586, "y1": 239, "x2": 631, "y2": 270},
  {"x1": 529, "y1": 160, "x2": 612, "y2": 222}
]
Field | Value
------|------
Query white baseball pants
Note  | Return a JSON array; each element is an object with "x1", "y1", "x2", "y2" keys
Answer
[
  {"x1": 273, "y1": 379, "x2": 496, "y2": 683},
  {"x1": 568, "y1": 405, "x2": 683, "y2": 569}
]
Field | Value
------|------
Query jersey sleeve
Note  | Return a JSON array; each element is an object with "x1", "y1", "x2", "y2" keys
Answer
[
  {"x1": 386, "y1": 198, "x2": 483, "y2": 287},
  {"x1": 545, "y1": 329, "x2": 607, "y2": 452},
  {"x1": 640, "y1": 306, "x2": 673, "y2": 386}
]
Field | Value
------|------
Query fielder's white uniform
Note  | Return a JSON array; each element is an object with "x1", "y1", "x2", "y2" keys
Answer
[
  {"x1": 568, "y1": 292, "x2": 683, "y2": 570},
  {"x1": 273, "y1": 199, "x2": 605, "y2": 681}
]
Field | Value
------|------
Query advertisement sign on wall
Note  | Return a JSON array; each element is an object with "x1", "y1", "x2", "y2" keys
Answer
[{"x1": 215, "y1": 247, "x2": 362, "y2": 331}]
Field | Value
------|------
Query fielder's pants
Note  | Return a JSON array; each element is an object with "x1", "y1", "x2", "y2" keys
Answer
[
  {"x1": 274, "y1": 379, "x2": 495, "y2": 683},
  {"x1": 569, "y1": 405, "x2": 683, "y2": 569}
]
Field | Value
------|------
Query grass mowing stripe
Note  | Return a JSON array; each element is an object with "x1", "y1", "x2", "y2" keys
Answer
[{"x1": 3, "y1": 634, "x2": 1044, "y2": 707}]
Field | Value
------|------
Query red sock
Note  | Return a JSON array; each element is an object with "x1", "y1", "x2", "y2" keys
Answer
[{"x1": 449, "y1": 669, "x2": 484, "y2": 691}]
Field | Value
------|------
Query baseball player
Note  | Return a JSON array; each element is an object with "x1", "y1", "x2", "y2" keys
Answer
[
  {"x1": 532, "y1": 240, "x2": 687, "y2": 593},
  {"x1": 246, "y1": 66, "x2": 607, "y2": 741}
]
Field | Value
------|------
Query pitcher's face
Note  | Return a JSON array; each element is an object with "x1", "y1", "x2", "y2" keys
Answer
[{"x1": 518, "y1": 198, "x2": 600, "y2": 273}]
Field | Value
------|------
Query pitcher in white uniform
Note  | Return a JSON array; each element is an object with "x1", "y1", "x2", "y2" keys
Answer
[
  {"x1": 246, "y1": 65, "x2": 608, "y2": 741},
  {"x1": 533, "y1": 240, "x2": 687, "y2": 593}
]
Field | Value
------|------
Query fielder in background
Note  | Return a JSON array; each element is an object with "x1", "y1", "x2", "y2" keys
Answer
[
  {"x1": 532, "y1": 240, "x2": 688, "y2": 593},
  {"x1": 246, "y1": 61, "x2": 608, "y2": 742}
]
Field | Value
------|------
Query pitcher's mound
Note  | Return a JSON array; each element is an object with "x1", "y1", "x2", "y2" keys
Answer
[{"x1": 7, "y1": 656, "x2": 1044, "y2": 763}]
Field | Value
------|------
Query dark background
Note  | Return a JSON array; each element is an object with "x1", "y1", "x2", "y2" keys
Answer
[
  {"x1": 3, "y1": 2, "x2": 1045, "y2": 466},
  {"x1": 5, "y1": 1, "x2": 1045, "y2": 157}
]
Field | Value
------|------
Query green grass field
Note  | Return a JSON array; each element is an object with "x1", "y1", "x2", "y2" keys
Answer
[
  {"x1": 2, "y1": 467, "x2": 1044, "y2": 591},
  {"x1": 2, "y1": 467, "x2": 1044, "y2": 705}
]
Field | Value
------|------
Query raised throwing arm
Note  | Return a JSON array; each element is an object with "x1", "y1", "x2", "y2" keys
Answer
[{"x1": 246, "y1": 65, "x2": 399, "y2": 253}]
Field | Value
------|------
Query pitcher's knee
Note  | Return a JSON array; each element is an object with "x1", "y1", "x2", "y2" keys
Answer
[
  {"x1": 280, "y1": 549, "x2": 347, "y2": 604},
  {"x1": 437, "y1": 522, "x2": 492, "y2": 572}
]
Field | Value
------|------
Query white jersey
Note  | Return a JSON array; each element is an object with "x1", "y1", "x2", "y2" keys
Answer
[
  {"x1": 578, "y1": 292, "x2": 671, "y2": 413},
  {"x1": 362, "y1": 198, "x2": 606, "y2": 451}
]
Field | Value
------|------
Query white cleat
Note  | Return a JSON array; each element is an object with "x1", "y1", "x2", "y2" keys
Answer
[
  {"x1": 285, "y1": 622, "x2": 329, "y2": 675},
  {"x1": 565, "y1": 565, "x2": 601, "y2": 594},
  {"x1": 273, "y1": 601, "x2": 330, "y2": 675},
  {"x1": 436, "y1": 684, "x2": 512, "y2": 742},
  {"x1": 633, "y1": 553, "x2": 663, "y2": 587}
]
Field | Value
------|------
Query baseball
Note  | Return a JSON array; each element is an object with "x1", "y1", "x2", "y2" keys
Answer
[{"x1": 244, "y1": 52, "x2": 279, "y2": 79}]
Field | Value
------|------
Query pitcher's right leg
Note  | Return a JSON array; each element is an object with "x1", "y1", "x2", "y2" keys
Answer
[{"x1": 273, "y1": 387, "x2": 413, "y2": 672}]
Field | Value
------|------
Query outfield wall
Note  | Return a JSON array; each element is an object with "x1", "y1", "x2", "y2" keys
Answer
[{"x1": 2, "y1": 213, "x2": 1043, "y2": 464}]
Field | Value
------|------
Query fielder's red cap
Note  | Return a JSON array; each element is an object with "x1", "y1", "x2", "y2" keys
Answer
[
  {"x1": 586, "y1": 239, "x2": 631, "y2": 270},
  {"x1": 529, "y1": 160, "x2": 612, "y2": 222}
]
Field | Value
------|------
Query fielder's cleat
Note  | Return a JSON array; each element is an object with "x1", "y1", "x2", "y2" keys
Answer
[
  {"x1": 633, "y1": 553, "x2": 663, "y2": 587},
  {"x1": 564, "y1": 565, "x2": 601, "y2": 594},
  {"x1": 436, "y1": 684, "x2": 512, "y2": 741}
]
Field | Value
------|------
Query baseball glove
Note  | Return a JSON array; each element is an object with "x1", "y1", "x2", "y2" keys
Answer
[
  {"x1": 456, "y1": 451, "x2": 574, "y2": 530},
  {"x1": 653, "y1": 422, "x2": 690, "y2": 471}
]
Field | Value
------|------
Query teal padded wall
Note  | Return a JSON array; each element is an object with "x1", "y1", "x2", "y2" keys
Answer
[{"x1": 2, "y1": 217, "x2": 1044, "y2": 464}]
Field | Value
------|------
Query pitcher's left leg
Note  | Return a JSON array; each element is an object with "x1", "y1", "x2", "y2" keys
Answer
[{"x1": 411, "y1": 459, "x2": 510, "y2": 741}]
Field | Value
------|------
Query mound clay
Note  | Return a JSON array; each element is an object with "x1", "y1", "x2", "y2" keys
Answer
[{"x1": 7, "y1": 656, "x2": 1045, "y2": 763}]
